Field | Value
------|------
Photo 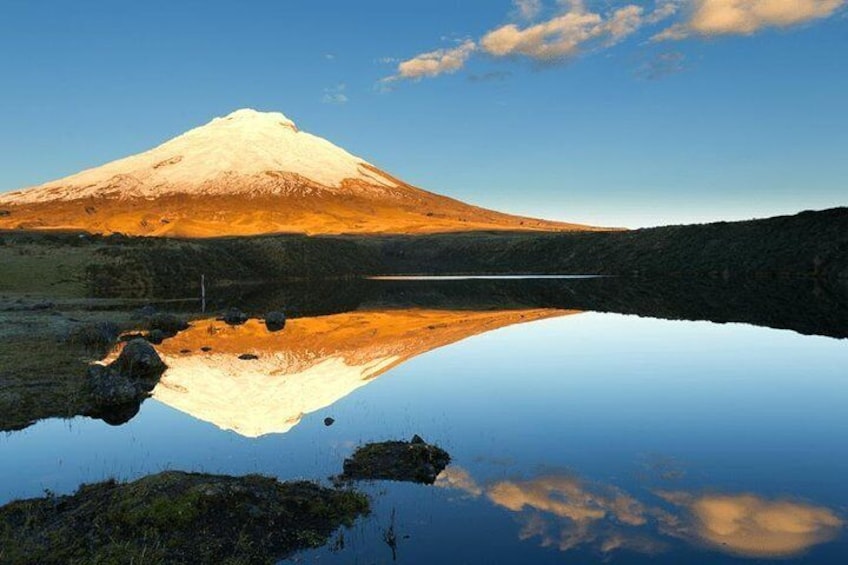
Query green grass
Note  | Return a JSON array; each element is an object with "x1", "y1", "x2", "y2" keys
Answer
[{"x1": 0, "y1": 244, "x2": 99, "y2": 298}]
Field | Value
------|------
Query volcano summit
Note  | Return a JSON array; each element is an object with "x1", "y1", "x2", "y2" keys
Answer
[{"x1": 0, "y1": 109, "x2": 599, "y2": 237}]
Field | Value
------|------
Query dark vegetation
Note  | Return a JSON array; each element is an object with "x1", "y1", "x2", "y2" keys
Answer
[
  {"x1": 371, "y1": 207, "x2": 848, "y2": 279},
  {"x1": 0, "y1": 471, "x2": 369, "y2": 565},
  {"x1": 82, "y1": 233, "x2": 380, "y2": 297},
  {"x1": 1, "y1": 208, "x2": 845, "y2": 298}
]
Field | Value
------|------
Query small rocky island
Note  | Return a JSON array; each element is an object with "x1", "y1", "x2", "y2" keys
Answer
[{"x1": 340, "y1": 435, "x2": 451, "y2": 484}]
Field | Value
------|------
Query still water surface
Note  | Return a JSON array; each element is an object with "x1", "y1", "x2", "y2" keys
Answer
[{"x1": 1, "y1": 278, "x2": 847, "y2": 563}]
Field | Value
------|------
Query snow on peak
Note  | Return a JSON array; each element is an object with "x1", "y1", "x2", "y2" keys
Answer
[
  {"x1": 212, "y1": 108, "x2": 298, "y2": 131},
  {"x1": 2, "y1": 108, "x2": 398, "y2": 203}
]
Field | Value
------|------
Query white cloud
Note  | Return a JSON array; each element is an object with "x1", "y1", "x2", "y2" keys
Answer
[
  {"x1": 383, "y1": 2, "x2": 676, "y2": 83},
  {"x1": 322, "y1": 83, "x2": 348, "y2": 105},
  {"x1": 381, "y1": 0, "x2": 844, "y2": 85},
  {"x1": 481, "y1": 3, "x2": 645, "y2": 61},
  {"x1": 385, "y1": 40, "x2": 477, "y2": 81},
  {"x1": 655, "y1": 0, "x2": 846, "y2": 40}
]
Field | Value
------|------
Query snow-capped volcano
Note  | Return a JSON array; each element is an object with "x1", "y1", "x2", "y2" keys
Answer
[
  {"x1": 4, "y1": 109, "x2": 399, "y2": 203},
  {"x1": 0, "y1": 108, "x2": 600, "y2": 236}
]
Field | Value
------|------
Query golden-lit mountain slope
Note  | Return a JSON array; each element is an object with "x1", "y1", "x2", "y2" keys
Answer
[
  {"x1": 0, "y1": 109, "x2": 602, "y2": 236},
  {"x1": 128, "y1": 308, "x2": 579, "y2": 437}
]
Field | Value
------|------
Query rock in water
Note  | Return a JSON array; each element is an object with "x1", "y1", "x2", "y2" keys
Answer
[
  {"x1": 265, "y1": 311, "x2": 286, "y2": 332},
  {"x1": 222, "y1": 308, "x2": 249, "y2": 326},
  {"x1": 111, "y1": 339, "x2": 167, "y2": 380},
  {"x1": 87, "y1": 339, "x2": 167, "y2": 409},
  {"x1": 339, "y1": 436, "x2": 450, "y2": 484},
  {"x1": 146, "y1": 329, "x2": 165, "y2": 344},
  {"x1": 86, "y1": 365, "x2": 139, "y2": 406}
]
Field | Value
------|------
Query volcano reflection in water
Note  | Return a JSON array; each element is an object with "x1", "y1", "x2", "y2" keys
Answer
[{"x1": 145, "y1": 308, "x2": 577, "y2": 437}]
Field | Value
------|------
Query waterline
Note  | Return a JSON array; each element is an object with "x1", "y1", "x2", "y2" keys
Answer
[{"x1": 368, "y1": 274, "x2": 604, "y2": 281}]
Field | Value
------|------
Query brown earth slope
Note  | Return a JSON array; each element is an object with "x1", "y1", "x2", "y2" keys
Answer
[{"x1": 0, "y1": 184, "x2": 596, "y2": 237}]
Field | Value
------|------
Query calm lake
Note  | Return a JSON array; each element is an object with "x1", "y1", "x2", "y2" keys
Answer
[{"x1": 2, "y1": 277, "x2": 847, "y2": 563}]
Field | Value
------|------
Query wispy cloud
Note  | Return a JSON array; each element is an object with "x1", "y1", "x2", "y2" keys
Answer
[
  {"x1": 468, "y1": 70, "x2": 513, "y2": 83},
  {"x1": 513, "y1": 0, "x2": 543, "y2": 21},
  {"x1": 322, "y1": 83, "x2": 348, "y2": 105},
  {"x1": 654, "y1": 0, "x2": 846, "y2": 40},
  {"x1": 383, "y1": 39, "x2": 477, "y2": 82},
  {"x1": 635, "y1": 50, "x2": 687, "y2": 80}
]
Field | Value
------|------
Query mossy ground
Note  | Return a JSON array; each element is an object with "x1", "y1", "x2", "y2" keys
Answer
[
  {"x1": 0, "y1": 299, "x2": 183, "y2": 431},
  {"x1": 0, "y1": 471, "x2": 369, "y2": 565}
]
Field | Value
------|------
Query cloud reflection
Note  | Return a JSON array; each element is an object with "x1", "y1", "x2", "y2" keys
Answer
[
  {"x1": 487, "y1": 474, "x2": 658, "y2": 555},
  {"x1": 658, "y1": 490, "x2": 844, "y2": 558},
  {"x1": 436, "y1": 466, "x2": 843, "y2": 559}
]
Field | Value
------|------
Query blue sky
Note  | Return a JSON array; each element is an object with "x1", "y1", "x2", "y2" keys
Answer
[{"x1": 0, "y1": 0, "x2": 846, "y2": 227}]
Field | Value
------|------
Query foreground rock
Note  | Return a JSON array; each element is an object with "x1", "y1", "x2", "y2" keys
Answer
[
  {"x1": 0, "y1": 470, "x2": 369, "y2": 565},
  {"x1": 339, "y1": 435, "x2": 450, "y2": 484},
  {"x1": 85, "y1": 339, "x2": 166, "y2": 424}
]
